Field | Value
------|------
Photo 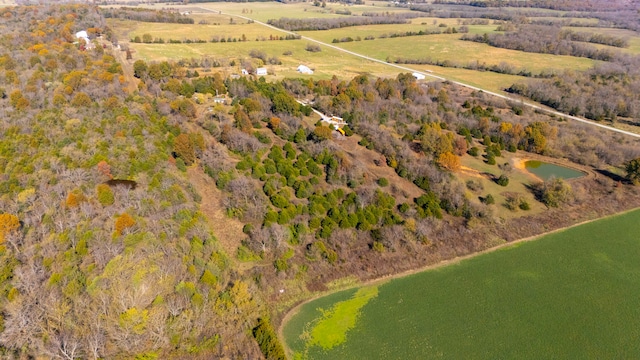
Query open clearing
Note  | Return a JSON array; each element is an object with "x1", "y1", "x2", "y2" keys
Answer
[{"x1": 283, "y1": 207, "x2": 640, "y2": 359}]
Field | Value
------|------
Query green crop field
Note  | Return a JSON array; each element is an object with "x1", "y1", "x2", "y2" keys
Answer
[{"x1": 283, "y1": 208, "x2": 640, "y2": 359}]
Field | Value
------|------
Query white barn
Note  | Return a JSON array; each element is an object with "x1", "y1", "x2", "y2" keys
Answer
[{"x1": 297, "y1": 64, "x2": 314, "y2": 74}]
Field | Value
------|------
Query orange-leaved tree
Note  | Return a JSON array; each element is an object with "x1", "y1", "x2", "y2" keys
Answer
[
  {"x1": 114, "y1": 213, "x2": 135, "y2": 236},
  {"x1": 173, "y1": 133, "x2": 195, "y2": 165},
  {"x1": 437, "y1": 152, "x2": 461, "y2": 172},
  {"x1": 97, "y1": 160, "x2": 113, "y2": 179},
  {"x1": 0, "y1": 213, "x2": 20, "y2": 243}
]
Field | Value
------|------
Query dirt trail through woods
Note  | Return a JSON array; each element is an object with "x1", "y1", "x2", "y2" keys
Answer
[
  {"x1": 108, "y1": 41, "x2": 138, "y2": 94},
  {"x1": 186, "y1": 166, "x2": 246, "y2": 268}
]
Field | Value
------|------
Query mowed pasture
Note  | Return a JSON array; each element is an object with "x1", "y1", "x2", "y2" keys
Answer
[
  {"x1": 193, "y1": 1, "x2": 412, "y2": 22},
  {"x1": 295, "y1": 21, "x2": 495, "y2": 43},
  {"x1": 126, "y1": 39, "x2": 397, "y2": 80},
  {"x1": 283, "y1": 208, "x2": 640, "y2": 359},
  {"x1": 413, "y1": 65, "x2": 528, "y2": 93},
  {"x1": 115, "y1": 19, "x2": 279, "y2": 42},
  {"x1": 315, "y1": 33, "x2": 597, "y2": 74},
  {"x1": 563, "y1": 26, "x2": 640, "y2": 55}
]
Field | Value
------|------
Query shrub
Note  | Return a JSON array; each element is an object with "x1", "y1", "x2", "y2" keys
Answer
[
  {"x1": 496, "y1": 174, "x2": 509, "y2": 186},
  {"x1": 377, "y1": 177, "x2": 389, "y2": 187},
  {"x1": 253, "y1": 318, "x2": 286, "y2": 360},
  {"x1": 466, "y1": 179, "x2": 483, "y2": 192},
  {"x1": 313, "y1": 125, "x2": 332, "y2": 141},
  {"x1": 484, "y1": 194, "x2": 495, "y2": 204},
  {"x1": 468, "y1": 147, "x2": 479, "y2": 156},
  {"x1": 176, "y1": 158, "x2": 187, "y2": 172},
  {"x1": 96, "y1": 184, "x2": 114, "y2": 206},
  {"x1": 305, "y1": 43, "x2": 321, "y2": 52}
]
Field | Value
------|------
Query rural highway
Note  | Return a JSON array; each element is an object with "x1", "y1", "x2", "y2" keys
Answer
[{"x1": 195, "y1": 6, "x2": 640, "y2": 140}]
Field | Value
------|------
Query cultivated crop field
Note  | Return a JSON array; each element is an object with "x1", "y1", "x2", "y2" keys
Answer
[{"x1": 283, "y1": 208, "x2": 640, "y2": 359}]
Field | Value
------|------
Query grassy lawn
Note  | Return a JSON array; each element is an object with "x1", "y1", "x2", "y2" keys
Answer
[{"x1": 283, "y1": 207, "x2": 640, "y2": 359}]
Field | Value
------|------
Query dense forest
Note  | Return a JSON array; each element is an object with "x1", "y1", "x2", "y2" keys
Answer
[
  {"x1": 0, "y1": 5, "x2": 261, "y2": 359},
  {"x1": 2, "y1": 3, "x2": 640, "y2": 360}
]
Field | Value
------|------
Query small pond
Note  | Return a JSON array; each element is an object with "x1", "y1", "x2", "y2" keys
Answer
[{"x1": 525, "y1": 160, "x2": 585, "y2": 181}]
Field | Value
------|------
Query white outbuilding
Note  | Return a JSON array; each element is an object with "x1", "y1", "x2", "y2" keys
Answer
[
  {"x1": 256, "y1": 67, "x2": 268, "y2": 76},
  {"x1": 412, "y1": 72, "x2": 426, "y2": 80},
  {"x1": 297, "y1": 64, "x2": 314, "y2": 74}
]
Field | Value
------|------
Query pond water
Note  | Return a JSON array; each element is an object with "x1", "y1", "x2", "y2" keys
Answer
[
  {"x1": 525, "y1": 160, "x2": 585, "y2": 181},
  {"x1": 104, "y1": 179, "x2": 138, "y2": 189}
]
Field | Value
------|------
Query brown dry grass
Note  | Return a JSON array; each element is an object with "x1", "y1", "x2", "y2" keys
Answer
[{"x1": 186, "y1": 165, "x2": 246, "y2": 266}]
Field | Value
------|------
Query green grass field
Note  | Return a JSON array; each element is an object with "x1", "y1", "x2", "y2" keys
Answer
[
  {"x1": 458, "y1": 152, "x2": 547, "y2": 219},
  {"x1": 283, "y1": 208, "x2": 640, "y2": 359},
  {"x1": 320, "y1": 34, "x2": 596, "y2": 74},
  {"x1": 116, "y1": 19, "x2": 278, "y2": 42},
  {"x1": 127, "y1": 40, "x2": 398, "y2": 80}
]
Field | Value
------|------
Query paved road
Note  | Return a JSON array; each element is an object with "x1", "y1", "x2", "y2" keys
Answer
[{"x1": 195, "y1": 6, "x2": 640, "y2": 140}]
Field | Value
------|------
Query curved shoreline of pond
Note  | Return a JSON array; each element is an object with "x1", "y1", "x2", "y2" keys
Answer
[
  {"x1": 512, "y1": 154, "x2": 593, "y2": 183},
  {"x1": 277, "y1": 205, "x2": 640, "y2": 358}
]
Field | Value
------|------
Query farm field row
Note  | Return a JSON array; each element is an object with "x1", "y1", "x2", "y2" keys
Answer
[{"x1": 283, "y1": 207, "x2": 640, "y2": 359}]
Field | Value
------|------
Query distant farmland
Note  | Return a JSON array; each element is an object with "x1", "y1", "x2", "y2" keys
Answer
[{"x1": 283, "y1": 208, "x2": 640, "y2": 359}]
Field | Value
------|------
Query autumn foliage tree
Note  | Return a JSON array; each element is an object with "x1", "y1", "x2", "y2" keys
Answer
[
  {"x1": 0, "y1": 213, "x2": 19, "y2": 243},
  {"x1": 436, "y1": 152, "x2": 461, "y2": 171},
  {"x1": 313, "y1": 125, "x2": 333, "y2": 141},
  {"x1": 97, "y1": 160, "x2": 113, "y2": 179},
  {"x1": 174, "y1": 133, "x2": 196, "y2": 165},
  {"x1": 114, "y1": 213, "x2": 136, "y2": 236}
]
